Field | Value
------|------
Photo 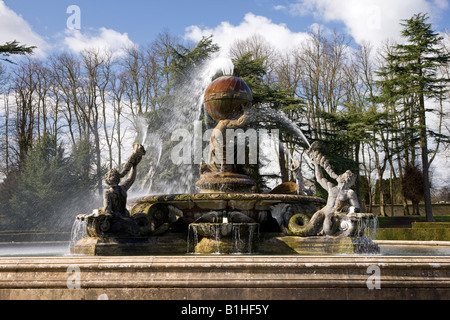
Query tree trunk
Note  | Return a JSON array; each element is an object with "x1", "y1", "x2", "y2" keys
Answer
[
  {"x1": 418, "y1": 91, "x2": 434, "y2": 221},
  {"x1": 377, "y1": 177, "x2": 386, "y2": 217}
]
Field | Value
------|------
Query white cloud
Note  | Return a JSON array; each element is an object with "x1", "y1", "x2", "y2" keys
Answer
[
  {"x1": 273, "y1": 5, "x2": 287, "y2": 10},
  {"x1": 434, "y1": 0, "x2": 449, "y2": 9},
  {"x1": 0, "y1": 1, "x2": 135, "y2": 59},
  {"x1": 63, "y1": 27, "x2": 135, "y2": 59},
  {"x1": 184, "y1": 12, "x2": 309, "y2": 56},
  {"x1": 287, "y1": 0, "x2": 449, "y2": 48},
  {"x1": 0, "y1": 0, "x2": 49, "y2": 57}
]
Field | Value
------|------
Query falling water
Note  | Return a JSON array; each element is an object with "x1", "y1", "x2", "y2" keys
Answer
[
  {"x1": 137, "y1": 55, "x2": 236, "y2": 194},
  {"x1": 248, "y1": 105, "x2": 311, "y2": 148},
  {"x1": 231, "y1": 224, "x2": 259, "y2": 254},
  {"x1": 338, "y1": 213, "x2": 379, "y2": 239},
  {"x1": 187, "y1": 224, "x2": 200, "y2": 254},
  {"x1": 200, "y1": 55, "x2": 234, "y2": 85},
  {"x1": 364, "y1": 215, "x2": 379, "y2": 239},
  {"x1": 134, "y1": 132, "x2": 164, "y2": 195},
  {"x1": 136, "y1": 116, "x2": 149, "y2": 146},
  {"x1": 247, "y1": 224, "x2": 259, "y2": 253},
  {"x1": 69, "y1": 219, "x2": 87, "y2": 249},
  {"x1": 187, "y1": 220, "x2": 259, "y2": 254},
  {"x1": 338, "y1": 213, "x2": 380, "y2": 255},
  {"x1": 232, "y1": 225, "x2": 241, "y2": 253},
  {"x1": 214, "y1": 226, "x2": 221, "y2": 254}
]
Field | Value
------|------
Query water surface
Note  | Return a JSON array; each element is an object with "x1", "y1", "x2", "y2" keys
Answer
[{"x1": 1, "y1": 241, "x2": 450, "y2": 257}]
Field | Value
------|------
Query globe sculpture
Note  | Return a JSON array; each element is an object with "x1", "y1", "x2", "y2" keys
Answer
[
  {"x1": 196, "y1": 76, "x2": 256, "y2": 193},
  {"x1": 204, "y1": 75, "x2": 252, "y2": 122}
]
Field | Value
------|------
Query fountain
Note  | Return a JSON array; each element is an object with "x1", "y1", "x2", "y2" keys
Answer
[
  {"x1": 70, "y1": 75, "x2": 379, "y2": 256},
  {"x1": 1, "y1": 71, "x2": 449, "y2": 301}
]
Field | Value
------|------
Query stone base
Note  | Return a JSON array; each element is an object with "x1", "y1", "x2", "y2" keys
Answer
[
  {"x1": 70, "y1": 234, "x2": 188, "y2": 256},
  {"x1": 194, "y1": 237, "x2": 258, "y2": 254},
  {"x1": 195, "y1": 172, "x2": 256, "y2": 193},
  {"x1": 71, "y1": 234, "x2": 379, "y2": 256},
  {"x1": 259, "y1": 235, "x2": 379, "y2": 255}
]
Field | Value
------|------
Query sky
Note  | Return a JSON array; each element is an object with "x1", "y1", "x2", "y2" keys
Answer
[{"x1": 1, "y1": 0, "x2": 450, "y2": 58}]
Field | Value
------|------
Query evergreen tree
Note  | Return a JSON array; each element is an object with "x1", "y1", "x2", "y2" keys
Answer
[
  {"x1": 320, "y1": 104, "x2": 390, "y2": 202},
  {"x1": 169, "y1": 36, "x2": 220, "y2": 87},
  {"x1": 0, "y1": 41, "x2": 35, "y2": 64},
  {"x1": 378, "y1": 13, "x2": 450, "y2": 221},
  {"x1": 9, "y1": 136, "x2": 97, "y2": 231}
]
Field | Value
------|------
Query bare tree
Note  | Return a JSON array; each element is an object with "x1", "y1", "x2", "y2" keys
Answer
[
  {"x1": 50, "y1": 53, "x2": 87, "y2": 144},
  {"x1": 295, "y1": 29, "x2": 349, "y2": 140},
  {"x1": 109, "y1": 70, "x2": 128, "y2": 169},
  {"x1": 229, "y1": 33, "x2": 279, "y2": 84},
  {"x1": 80, "y1": 49, "x2": 107, "y2": 196},
  {"x1": 12, "y1": 59, "x2": 38, "y2": 166},
  {"x1": 151, "y1": 30, "x2": 179, "y2": 96}
]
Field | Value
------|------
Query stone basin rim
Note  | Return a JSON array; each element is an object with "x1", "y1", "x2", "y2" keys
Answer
[{"x1": 131, "y1": 193, "x2": 327, "y2": 204}]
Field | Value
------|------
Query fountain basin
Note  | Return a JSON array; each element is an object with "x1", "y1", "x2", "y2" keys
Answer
[
  {"x1": 195, "y1": 172, "x2": 256, "y2": 193},
  {"x1": 70, "y1": 193, "x2": 384, "y2": 256},
  {"x1": 130, "y1": 192, "x2": 325, "y2": 226}
]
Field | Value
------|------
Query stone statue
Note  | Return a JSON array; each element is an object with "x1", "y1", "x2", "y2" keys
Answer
[
  {"x1": 103, "y1": 143, "x2": 146, "y2": 218},
  {"x1": 77, "y1": 143, "x2": 169, "y2": 238},
  {"x1": 288, "y1": 142, "x2": 360, "y2": 236},
  {"x1": 196, "y1": 76, "x2": 256, "y2": 193},
  {"x1": 205, "y1": 109, "x2": 250, "y2": 173}
]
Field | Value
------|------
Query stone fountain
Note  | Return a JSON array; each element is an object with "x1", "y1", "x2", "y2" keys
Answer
[
  {"x1": 0, "y1": 55, "x2": 447, "y2": 301},
  {"x1": 4, "y1": 74, "x2": 449, "y2": 301},
  {"x1": 71, "y1": 75, "x2": 379, "y2": 256}
]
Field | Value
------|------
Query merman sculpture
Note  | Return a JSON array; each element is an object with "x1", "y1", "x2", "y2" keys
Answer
[
  {"x1": 77, "y1": 143, "x2": 168, "y2": 238},
  {"x1": 103, "y1": 143, "x2": 146, "y2": 218},
  {"x1": 287, "y1": 142, "x2": 364, "y2": 237}
]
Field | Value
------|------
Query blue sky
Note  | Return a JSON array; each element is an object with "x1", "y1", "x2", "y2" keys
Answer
[
  {"x1": 2, "y1": 0, "x2": 316, "y2": 44},
  {"x1": 2, "y1": 0, "x2": 307, "y2": 42},
  {"x1": 2, "y1": 0, "x2": 450, "y2": 58}
]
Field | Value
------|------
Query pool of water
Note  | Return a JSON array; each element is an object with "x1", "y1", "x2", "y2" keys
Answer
[
  {"x1": 376, "y1": 240, "x2": 450, "y2": 256},
  {"x1": 379, "y1": 245, "x2": 450, "y2": 256},
  {"x1": 1, "y1": 240, "x2": 450, "y2": 257},
  {"x1": 0, "y1": 242, "x2": 71, "y2": 257}
]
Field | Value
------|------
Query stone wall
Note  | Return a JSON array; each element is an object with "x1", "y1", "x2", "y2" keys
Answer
[{"x1": 0, "y1": 255, "x2": 449, "y2": 300}]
